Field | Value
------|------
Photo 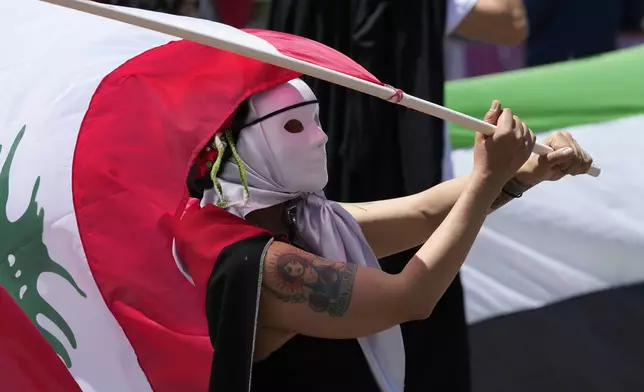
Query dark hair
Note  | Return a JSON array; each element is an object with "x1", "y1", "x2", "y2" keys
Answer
[{"x1": 187, "y1": 99, "x2": 250, "y2": 198}]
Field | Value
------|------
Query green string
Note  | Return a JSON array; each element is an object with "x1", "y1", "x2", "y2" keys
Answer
[
  {"x1": 225, "y1": 129, "x2": 250, "y2": 202},
  {"x1": 209, "y1": 134, "x2": 227, "y2": 208},
  {"x1": 208, "y1": 130, "x2": 251, "y2": 208}
]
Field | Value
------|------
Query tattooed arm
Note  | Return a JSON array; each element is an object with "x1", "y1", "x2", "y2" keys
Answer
[
  {"x1": 258, "y1": 240, "x2": 407, "y2": 341},
  {"x1": 255, "y1": 240, "x2": 407, "y2": 359},
  {"x1": 257, "y1": 175, "x2": 500, "y2": 349}
]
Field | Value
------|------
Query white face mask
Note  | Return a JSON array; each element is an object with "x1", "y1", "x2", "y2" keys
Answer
[{"x1": 235, "y1": 78, "x2": 329, "y2": 193}]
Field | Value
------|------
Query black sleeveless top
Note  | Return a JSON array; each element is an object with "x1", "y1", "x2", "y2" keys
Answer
[
  {"x1": 252, "y1": 334, "x2": 380, "y2": 392},
  {"x1": 205, "y1": 234, "x2": 381, "y2": 392}
]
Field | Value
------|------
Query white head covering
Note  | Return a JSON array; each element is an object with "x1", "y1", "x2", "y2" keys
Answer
[{"x1": 202, "y1": 78, "x2": 405, "y2": 392}]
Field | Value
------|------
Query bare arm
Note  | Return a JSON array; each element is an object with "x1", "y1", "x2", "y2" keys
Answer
[
  {"x1": 256, "y1": 107, "x2": 541, "y2": 357},
  {"x1": 341, "y1": 176, "x2": 470, "y2": 259},
  {"x1": 258, "y1": 176, "x2": 500, "y2": 340},
  {"x1": 453, "y1": 0, "x2": 528, "y2": 45},
  {"x1": 340, "y1": 101, "x2": 561, "y2": 259},
  {"x1": 341, "y1": 176, "x2": 529, "y2": 259}
]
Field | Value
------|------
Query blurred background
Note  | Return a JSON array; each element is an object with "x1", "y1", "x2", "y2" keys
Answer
[{"x1": 97, "y1": 0, "x2": 644, "y2": 80}]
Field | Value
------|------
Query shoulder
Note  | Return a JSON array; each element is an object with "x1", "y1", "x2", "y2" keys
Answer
[
  {"x1": 175, "y1": 201, "x2": 273, "y2": 289},
  {"x1": 178, "y1": 202, "x2": 270, "y2": 241}
]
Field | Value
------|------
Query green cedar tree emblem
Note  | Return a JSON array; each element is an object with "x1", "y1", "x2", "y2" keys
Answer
[{"x1": 0, "y1": 126, "x2": 87, "y2": 368}]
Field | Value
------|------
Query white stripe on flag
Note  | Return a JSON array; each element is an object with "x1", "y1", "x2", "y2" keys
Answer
[
  {"x1": 452, "y1": 115, "x2": 644, "y2": 323},
  {"x1": 0, "y1": 1, "x2": 178, "y2": 390}
]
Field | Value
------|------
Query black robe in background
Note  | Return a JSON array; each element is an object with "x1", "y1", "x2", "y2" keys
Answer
[{"x1": 268, "y1": 1, "x2": 471, "y2": 391}]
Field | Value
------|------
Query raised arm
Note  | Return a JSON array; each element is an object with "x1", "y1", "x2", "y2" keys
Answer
[
  {"x1": 258, "y1": 108, "x2": 534, "y2": 351},
  {"x1": 342, "y1": 102, "x2": 593, "y2": 259},
  {"x1": 259, "y1": 174, "x2": 502, "y2": 338},
  {"x1": 341, "y1": 176, "x2": 470, "y2": 258}
]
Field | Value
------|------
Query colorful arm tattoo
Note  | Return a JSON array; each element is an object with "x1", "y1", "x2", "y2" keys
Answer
[{"x1": 263, "y1": 249, "x2": 357, "y2": 317}]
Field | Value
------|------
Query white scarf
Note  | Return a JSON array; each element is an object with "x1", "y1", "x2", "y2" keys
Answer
[{"x1": 202, "y1": 156, "x2": 406, "y2": 392}]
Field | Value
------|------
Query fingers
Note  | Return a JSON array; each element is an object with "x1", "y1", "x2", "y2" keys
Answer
[
  {"x1": 513, "y1": 117, "x2": 535, "y2": 153},
  {"x1": 569, "y1": 134, "x2": 593, "y2": 174},
  {"x1": 512, "y1": 115, "x2": 523, "y2": 139},
  {"x1": 483, "y1": 100, "x2": 502, "y2": 125},
  {"x1": 511, "y1": 116, "x2": 533, "y2": 144},
  {"x1": 475, "y1": 107, "x2": 537, "y2": 181},
  {"x1": 496, "y1": 108, "x2": 514, "y2": 135},
  {"x1": 496, "y1": 110, "x2": 533, "y2": 150},
  {"x1": 563, "y1": 132, "x2": 595, "y2": 175},
  {"x1": 474, "y1": 130, "x2": 487, "y2": 144},
  {"x1": 560, "y1": 132, "x2": 580, "y2": 174},
  {"x1": 580, "y1": 150, "x2": 594, "y2": 174},
  {"x1": 544, "y1": 131, "x2": 569, "y2": 150},
  {"x1": 544, "y1": 146, "x2": 574, "y2": 164},
  {"x1": 545, "y1": 130, "x2": 594, "y2": 175}
]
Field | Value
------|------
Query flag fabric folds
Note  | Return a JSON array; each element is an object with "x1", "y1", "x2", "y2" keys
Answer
[
  {"x1": 446, "y1": 45, "x2": 644, "y2": 391},
  {"x1": 0, "y1": 2, "x2": 386, "y2": 391}
]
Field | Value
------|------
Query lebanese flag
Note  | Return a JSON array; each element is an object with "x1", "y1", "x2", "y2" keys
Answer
[
  {"x1": 0, "y1": 2, "x2": 383, "y2": 391},
  {"x1": 0, "y1": 287, "x2": 82, "y2": 392}
]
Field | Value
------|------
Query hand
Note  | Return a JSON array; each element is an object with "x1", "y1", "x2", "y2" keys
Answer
[
  {"x1": 514, "y1": 131, "x2": 594, "y2": 186},
  {"x1": 472, "y1": 100, "x2": 536, "y2": 188}
]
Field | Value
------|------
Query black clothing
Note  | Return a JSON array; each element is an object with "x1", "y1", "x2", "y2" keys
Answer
[{"x1": 268, "y1": 1, "x2": 471, "y2": 391}]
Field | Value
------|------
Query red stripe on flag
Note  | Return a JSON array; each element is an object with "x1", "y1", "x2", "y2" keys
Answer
[
  {"x1": 246, "y1": 29, "x2": 384, "y2": 86},
  {"x1": 73, "y1": 31, "x2": 381, "y2": 390},
  {"x1": 72, "y1": 39, "x2": 298, "y2": 391},
  {"x1": 0, "y1": 287, "x2": 82, "y2": 392}
]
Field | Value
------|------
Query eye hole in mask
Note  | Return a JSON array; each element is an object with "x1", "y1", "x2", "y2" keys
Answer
[{"x1": 284, "y1": 119, "x2": 304, "y2": 134}]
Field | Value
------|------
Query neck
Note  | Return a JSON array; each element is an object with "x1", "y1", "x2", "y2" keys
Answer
[{"x1": 245, "y1": 202, "x2": 290, "y2": 238}]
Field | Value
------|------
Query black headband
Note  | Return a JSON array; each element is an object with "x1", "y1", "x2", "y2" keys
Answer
[{"x1": 240, "y1": 99, "x2": 319, "y2": 130}]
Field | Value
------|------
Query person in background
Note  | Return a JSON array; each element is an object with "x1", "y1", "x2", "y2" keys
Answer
[
  {"x1": 444, "y1": 0, "x2": 527, "y2": 81},
  {"x1": 267, "y1": 0, "x2": 527, "y2": 391},
  {"x1": 443, "y1": 0, "x2": 528, "y2": 177},
  {"x1": 180, "y1": 78, "x2": 593, "y2": 392},
  {"x1": 523, "y1": 0, "x2": 620, "y2": 67}
]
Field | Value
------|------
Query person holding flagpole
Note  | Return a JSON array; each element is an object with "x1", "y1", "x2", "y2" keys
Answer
[
  {"x1": 177, "y1": 77, "x2": 593, "y2": 392},
  {"x1": 266, "y1": 1, "x2": 529, "y2": 390}
]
